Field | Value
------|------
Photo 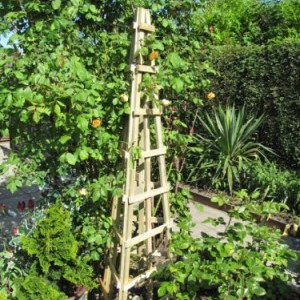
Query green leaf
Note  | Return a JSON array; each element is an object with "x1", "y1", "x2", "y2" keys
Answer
[
  {"x1": 59, "y1": 135, "x2": 71, "y2": 144},
  {"x1": 162, "y1": 19, "x2": 168, "y2": 28},
  {"x1": 168, "y1": 52, "x2": 184, "y2": 68},
  {"x1": 66, "y1": 153, "x2": 76, "y2": 165},
  {"x1": 92, "y1": 190, "x2": 100, "y2": 202},
  {"x1": 152, "y1": 40, "x2": 164, "y2": 51},
  {"x1": 253, "y1": 287, "x2": 266, "y2": 296},
  {"x1": 77, "y1": 116, "x2": 88, "y2": 131},
  {"x1": 52, "y1": 0, "x2": 61, "y2": 10},
  {"x1": 33, "y1": 111, "x2": 41, "y2": 123},
  {"x1": 172, "y1": 77, "x2": 184, "y2": 93},
  {"x1": 54, "y1": 104, "x2": 61, "y2": 115},
  {"x1": 79, "y1": 149, "x2": 89, "y2": 160}
]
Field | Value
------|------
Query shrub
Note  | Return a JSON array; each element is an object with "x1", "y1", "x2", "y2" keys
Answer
[
  {"x1": 17, "y1": 202, "x2": 96, "y2": 298},
  {"x1": 156, "y1": 191, "x2": 298, "y2": 299},
  {"x1": 16, "y1": 272, "x2": 67, "y2": 300},
  {"x1": 193, "y1": 0, "x2": 300, "y2": 45},
  {"x1": 208, "y1": 40, "x2": 300, "y2": 169},
  {"x1": 186, "y1": 105, "x2": 272, "y2": 193}
]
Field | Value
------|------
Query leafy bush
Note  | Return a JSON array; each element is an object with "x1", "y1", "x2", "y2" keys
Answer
[
  {"x1": 208, "y1": 40, "x2": 300, "y2": 168},
  {"x1": 193, "y1": 0, "x2": 300, "y2": 45},
  {"x1": 186, "y1": 105, "x2": 271, "y2": 193},
  {"x1": 156, "y1": 191, "x2": 297, "y2": 299},
  {"x1": 243, "y1": 161, "x2": 300, "y2": 212}
]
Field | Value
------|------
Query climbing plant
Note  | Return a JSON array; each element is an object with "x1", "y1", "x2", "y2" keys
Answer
[{"x1": 0, "y1": 0, "x2": 212, "y2": 296}]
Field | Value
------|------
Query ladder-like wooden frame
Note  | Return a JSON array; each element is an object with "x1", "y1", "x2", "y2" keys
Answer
[{"x1": 102, "y1": 7, "x2": 172, "y2": 300}]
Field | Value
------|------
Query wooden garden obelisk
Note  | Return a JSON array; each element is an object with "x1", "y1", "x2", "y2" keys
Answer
[{"x1": 102, "y1": 8, "x2": 172, "y2": 300}]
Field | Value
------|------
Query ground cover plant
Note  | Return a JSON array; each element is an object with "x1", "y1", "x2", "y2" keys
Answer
[
  {"x1": 243, "y1": 160, "x2": 300, "y2": 213},
  {"x1": 156, "y1": 190, "x2": 298, "y2": 300}
]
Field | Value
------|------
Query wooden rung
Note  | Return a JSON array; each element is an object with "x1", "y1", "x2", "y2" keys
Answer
[
  {"x1": 139, "y1": 23, "x2": 155, "y2": 32},
  {"x1": 123, "y1": 260, "x2": 170, "y2": 291},
  {"x1": 126, "y1": 185, "x2": 170, "y2": 204},
  {"x1": 143, "y1": 147, "x2": 166, "y2": 158},
  {"x1": 133, "y1": 108, "x2": 161, "y2": 116},
  {"x1": 124, "y1": 221, "x2": 172, "y2": 249},
  {"x1": 123, "y1": 267, "x2": 156, "y2": 291},
  {"x1": 136, "y1": 64, "x2": 157, "y2": 74},
  {"x1": 132, "y1": 215, "x2": 164, "y2": 224}
]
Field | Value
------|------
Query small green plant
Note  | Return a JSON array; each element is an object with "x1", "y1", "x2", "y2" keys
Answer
[
  {"x1": 243, "y1": 160, "x2": 300, "y2": 212},
  {"x1": 187, "y1": 105, "x2": 272, "y2": 193},
  {"x1": 16, "y1": 269, "x2": 67, "y2": 300},
  {"x1": 0, "y1": 249, "x2": 27, "y2": 299},
  {"x1": 156, "y1": 190, "x2": 297, "y2": 299}
]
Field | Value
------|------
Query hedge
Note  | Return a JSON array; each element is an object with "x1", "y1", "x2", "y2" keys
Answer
[{"x1": 207, "y1": 40, "x2": 300, "y2": 169}]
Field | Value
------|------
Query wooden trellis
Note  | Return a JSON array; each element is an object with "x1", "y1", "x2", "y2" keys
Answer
[{"x1": 101, "y1": 7, "x2": 172, "y2": 300}]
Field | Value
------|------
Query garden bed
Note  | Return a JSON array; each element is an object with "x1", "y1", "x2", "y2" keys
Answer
[{"x1": 178, "y1": 184, "x2": 300, "y2": 237}]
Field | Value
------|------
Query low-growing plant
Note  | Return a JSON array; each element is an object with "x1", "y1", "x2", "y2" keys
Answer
[
  {"x1": 242, "y1": 161, "x2": 300, "y2": 213},
  {"x1": 156, "y1": 191, "x2": 297, "y2": 300},
  {"x1": 0, "y1": 250, "x2": 26, "y2": 299}
]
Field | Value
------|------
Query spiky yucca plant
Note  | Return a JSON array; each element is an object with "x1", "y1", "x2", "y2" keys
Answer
[{"x1": 190, "y1": 105, "x2": 273, "y2": 193}]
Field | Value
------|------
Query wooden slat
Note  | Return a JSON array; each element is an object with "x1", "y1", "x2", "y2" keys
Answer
[
  {"x1": 123, "y1": 260, "x2": 170, "y2": 291},
  {"x1": 108, "y1": 258, "x2": 120, "y2": 285},
  {"x1": 123, "y1": 267, "x2": 156, "y2": 291},
  {"x1": 124, "y1": 221, "x2": 173, "y2": 248},
  {"x1": 133, "y1": 108, "x2": 161, "y2": 116},
  {"x1": 143, "y1": 147, "x2": 166, "y2": 158},
  {"x1": 139, "y1": 23, "x2": 155, "y2": 32},
  {"x1": 136, "y1": 64, "x2": 157, "y2": 74},
  {"x1": 127, "y1": 184, "x2": 170, "y2": 204}
]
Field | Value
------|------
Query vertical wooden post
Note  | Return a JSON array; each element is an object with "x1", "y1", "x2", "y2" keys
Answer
[{"x1": 102, "y1": 7, "x2": 172, "y2": 300}]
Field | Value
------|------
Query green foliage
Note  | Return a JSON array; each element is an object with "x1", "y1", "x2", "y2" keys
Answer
[
  {"x1": 187, "y1": 105, "x2": 271, "y2": 193},
  {"x1": 0, "y1": 244, "x2": 29, "y2": 299},
  {"x1": 208, "y1": 40, "x2": 300, "y2": 168},
  {"x1": 193, "y1": 0, "x2": 300, "y2": 45},
  {"x1": 20, "y1": 202, "x2": 78, "y2": 274},
  {"x1": 243, "y1": 161, "x2": 300, "y2": 212},
  {"x1": 0, "y1": 291, "x2": 7, "y2": 300},
  {"x1": 18, "y1": 202, "x2": 96, "y2": 297},
  {"x1": 156, "y1": 191, "x2": 297, "y2": 300},
  {"x1": 0, "y1": 0, "x2": 212, "y2": 291},
  {"x1": 16, "y1": 270, "x2": 67, "y2": 300}
]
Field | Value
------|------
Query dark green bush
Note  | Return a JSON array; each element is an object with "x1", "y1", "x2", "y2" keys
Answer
[
  {"x1": 243, "y1": 161, "x2": 300, "y2": 212},
  {"x1": 208, "y1": 40, "x2": 300, "y2": 169}
]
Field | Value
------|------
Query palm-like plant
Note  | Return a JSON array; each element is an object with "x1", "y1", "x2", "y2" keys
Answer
[{"x1": 188, "y1": 105, "x2": 273, "y2": 193}]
